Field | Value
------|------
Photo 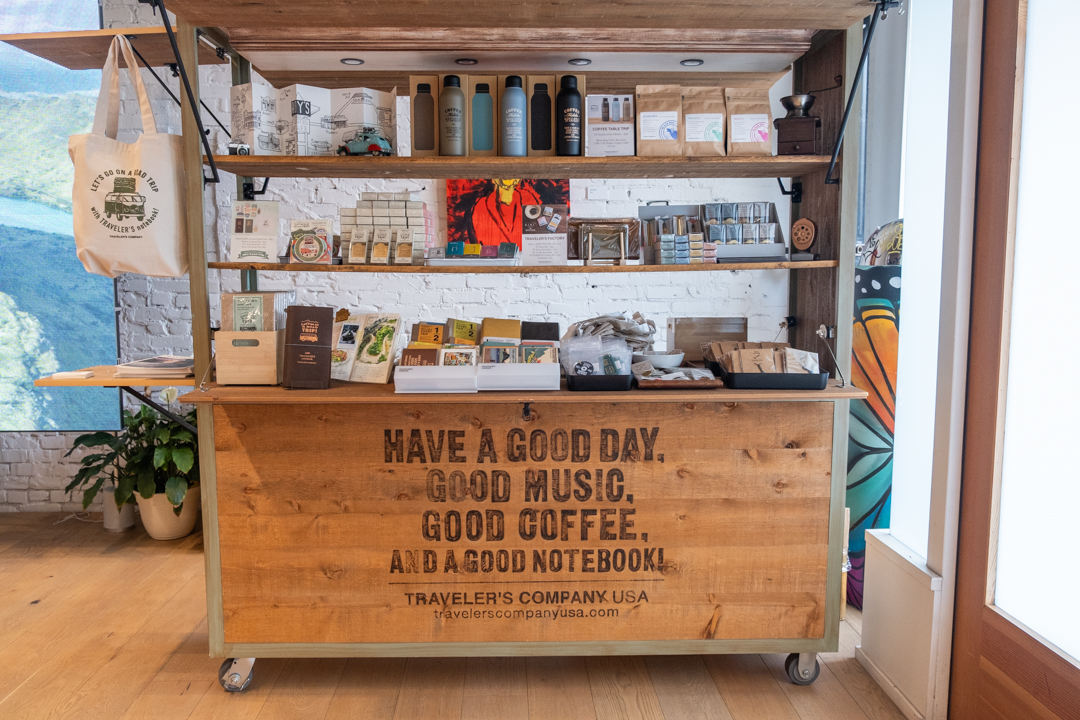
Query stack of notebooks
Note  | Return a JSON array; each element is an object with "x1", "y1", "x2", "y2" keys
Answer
[
  {"x1": 400, "y1": 318, "x2": 560, "y2": 367},
  {"x1": 114, "y1": 356, "x2": 195, "y2": 379}
]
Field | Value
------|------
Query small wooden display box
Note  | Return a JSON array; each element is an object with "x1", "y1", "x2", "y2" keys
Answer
[{"x1": 214, "y1": 330, "x2": 285, "y2": 385}]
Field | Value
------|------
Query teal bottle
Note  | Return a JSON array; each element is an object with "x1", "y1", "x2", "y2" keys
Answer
[{"x1": 472, "y1": 83, "x2": 494, "y2": 152}]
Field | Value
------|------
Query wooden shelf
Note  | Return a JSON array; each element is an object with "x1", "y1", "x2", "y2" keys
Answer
[
  {"x1": 168, "y1": 0, "x2": 868, "y2": 32},
  {"x1": 210, "y1": 154, "x2": 830, "y2": 180},
  {"x1": 208, "y1": 260, "x2": 838, "y2": 274},
  {"x1": 34, "y1": 366, "x2": 196, "y2": 388},
  {"x1": 181, "y1": 379, "x2": 866, "y2": 406},
  {"x1": 0, "y1": 28, "x2": 227, "y2": 70},
  {"x1": 253, "y1": 69, "x2": 791, "y2": 95}
]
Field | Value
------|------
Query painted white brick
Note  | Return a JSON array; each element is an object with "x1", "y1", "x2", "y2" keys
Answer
[{"x1": 6, "y1": 491, "x2": 29, "y2": 505}]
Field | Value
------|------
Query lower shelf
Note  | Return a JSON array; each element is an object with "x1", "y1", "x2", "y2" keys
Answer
[
  {"x1": 207, "y1": 260, "x2": 838, "y2": 274},
  {"x1": 35, "y1": 366, "x2": 196, "y2": 388}
]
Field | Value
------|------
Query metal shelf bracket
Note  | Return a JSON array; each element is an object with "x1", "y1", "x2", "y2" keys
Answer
[
  {"x1": 823, "y1": 0, "x2": 899, "y2": 185},
  {"x1": 137, "y1": 0, "x2": 221, "y2": 185}
]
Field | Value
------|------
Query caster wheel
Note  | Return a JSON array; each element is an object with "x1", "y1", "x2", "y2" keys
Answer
[
  {"x1": 785, "y1": 653, "x2": 820, "y2": 685},
  {"x1": 219, "y1": 658, "x2": 254, "y2": 692}
]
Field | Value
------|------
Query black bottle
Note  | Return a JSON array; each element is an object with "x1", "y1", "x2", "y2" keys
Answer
[
  {"x1": 556, "y1": 75, "x2": 582, "y2": 156},
  {"x1": 531, "y1": 82, "x2": 552, "y2": 152}
]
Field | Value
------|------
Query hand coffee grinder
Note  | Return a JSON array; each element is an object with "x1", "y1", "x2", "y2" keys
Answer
[{"x1": 774, "y1": 95, "x2": 822, "y2": 155}]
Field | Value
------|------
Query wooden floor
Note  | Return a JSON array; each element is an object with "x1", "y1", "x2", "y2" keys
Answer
[{"x1": 0, "y1": 513, "x2": 905, "y2": 720}]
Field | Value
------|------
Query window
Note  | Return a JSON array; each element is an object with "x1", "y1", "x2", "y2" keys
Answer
[
  {"x1": 994, "y1": 0, "x2": 1080, "y2": 661},
  {"x1": 0, "y1": 0, "x2": 120, "y2": 431}
]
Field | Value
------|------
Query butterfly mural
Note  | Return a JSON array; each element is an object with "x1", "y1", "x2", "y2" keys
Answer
[{"x1": 847, "y1": 262, "x2": 901, "y2": 609}]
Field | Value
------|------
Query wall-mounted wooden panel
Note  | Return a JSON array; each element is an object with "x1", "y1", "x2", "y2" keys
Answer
[{"x1": 168, "y1": 1, "x2": 872, "y2": 31}]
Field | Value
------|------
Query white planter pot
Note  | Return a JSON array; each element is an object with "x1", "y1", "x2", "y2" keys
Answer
[
  {"x1": 135, "y1": 485, "x2": 200, "y2": 540},
  {"x1": 102, "y1": 486, "x2": 136, "y2": 532}
]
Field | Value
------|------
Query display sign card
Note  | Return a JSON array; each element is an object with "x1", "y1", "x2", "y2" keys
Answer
[{"x1": 229, "y1": 200, "x2": 279, "y2": 262}]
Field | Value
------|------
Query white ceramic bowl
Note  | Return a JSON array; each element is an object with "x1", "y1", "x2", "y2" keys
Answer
[{"x1": 633, "y1": 351, "x2": 685, "y2": 370}]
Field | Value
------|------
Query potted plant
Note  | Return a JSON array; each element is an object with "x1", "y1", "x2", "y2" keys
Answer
[{"x1": 66, "y1": 394, "x2": 200, "y2": 540}]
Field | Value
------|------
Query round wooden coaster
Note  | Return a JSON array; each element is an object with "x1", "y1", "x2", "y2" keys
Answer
[{"x1": 791, "y1": 218, "x2": 816, "y2": 251}]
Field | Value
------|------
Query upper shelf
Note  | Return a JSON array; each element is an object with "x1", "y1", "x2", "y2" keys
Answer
[
  {"x1": 208, "y1": 261, "x2": 838, "y2": 274},
  {"x1": 0, "y1": 27, "x2": 227, "y2": 70},
  {"x1": 168, "y1": 1, "x2": 869, "y2": 31},
  {"x1": 210, "y1": 155, "x2": 831, "y2": 180}
]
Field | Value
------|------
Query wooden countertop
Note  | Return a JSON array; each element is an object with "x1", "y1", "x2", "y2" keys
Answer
[{"x1": 180, "y1": 379, "x2": 866, "y2": 405}]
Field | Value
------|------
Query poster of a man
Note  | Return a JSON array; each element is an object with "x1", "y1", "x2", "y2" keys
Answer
[{"x1": 446, "y1": 179, "x2": 569, "y2": 248}]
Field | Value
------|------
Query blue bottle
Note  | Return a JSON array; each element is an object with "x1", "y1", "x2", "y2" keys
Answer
[
  {"x1": 472, "y1": 83, "x2": 494, "y2": 152},
  {"x1": 501, "y1": 75, "x2": 527, "y2": 157}
]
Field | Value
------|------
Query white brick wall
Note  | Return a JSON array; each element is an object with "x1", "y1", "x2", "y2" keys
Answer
[{"x1": 1, "y1": 2, "x2": 792, "y2": 511}]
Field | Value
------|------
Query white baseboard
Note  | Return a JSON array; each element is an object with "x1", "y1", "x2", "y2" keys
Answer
[{"x1": 856, "y1": 645, "x2": 925, "y2": 720}]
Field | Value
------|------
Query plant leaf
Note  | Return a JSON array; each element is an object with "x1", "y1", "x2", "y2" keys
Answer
[
  {"x1": 172, "y1": 501, "x2": 184, "y2": 517},
  {"x1": 65, "y1": 431, "x2": 118, "y2": 456},
  {"x1": 82, "y1": 477, "x2": 106, "y2": 510},
  {"x1": 136, "y1": 469, "x2": 156, "y2": 500},
  {"x1": 114, "y1": 477, "x2": 135, "y2": 506},
  {"x1": 172, "y1": 429, "x2": 194, "y2": 444},
  {"x1": 153, "y1": 446, "x2": 171, "y2": 469},
  {"x1": 165, "y1": 476, "x2": 188, "y2": 507},
  {"x1": 155, "y1": 426, "x2": 171, "y2": 444},
  {"x1": 171, "y1": 447, "x2": 195, "y2": 474}
]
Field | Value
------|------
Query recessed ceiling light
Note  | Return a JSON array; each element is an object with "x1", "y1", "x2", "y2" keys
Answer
[
  {"x1": 340, "y1": 58, "x2": 364, "y2": 65},
  {"x1": 680, "y1": 58, "x2": 705, "y2": 67},
  {"x1": 455, "y1": 58, "x2": 479, "y2": 66},
  {"x1": 568, "y1": 58, "x2": 592, "y2": 66}
]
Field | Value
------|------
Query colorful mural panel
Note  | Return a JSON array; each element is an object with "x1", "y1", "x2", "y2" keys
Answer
[{"x1": 847, "y1": 263, "x2": 901, "y2": 609}]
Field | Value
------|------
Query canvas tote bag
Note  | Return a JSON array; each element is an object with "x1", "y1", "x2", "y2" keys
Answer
[{"x1": 69, "y1": 36, "x2": 188, "y2": 277}]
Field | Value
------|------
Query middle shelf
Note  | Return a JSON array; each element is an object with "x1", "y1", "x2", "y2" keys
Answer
[
  {"x1": 210, "y1": 154, "x2": 831, "y2": 180},
  {"x1": 208, "y1": 260, "x2": 838, "y2": 274}
]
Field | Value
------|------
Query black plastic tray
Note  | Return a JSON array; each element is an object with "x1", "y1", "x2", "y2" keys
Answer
[
  {"x1": 711, "y1": 362, "x2": 829, "y2": 390},
  {"x1": 566, "y1": 374, "x2": 633, "y2": 392}
]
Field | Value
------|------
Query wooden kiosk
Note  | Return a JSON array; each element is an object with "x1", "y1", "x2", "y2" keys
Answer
[{"x1": 13, "y1": 0, "x2": 872, "y2": 691}]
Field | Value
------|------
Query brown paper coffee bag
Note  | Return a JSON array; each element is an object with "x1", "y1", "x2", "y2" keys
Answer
[
  {"x1": 725, "y1": 87, "x2": 773, "y2": 156},
  {"x1": 682, "y1": 87, "x2": 727, "y2": 156},
  {"x1": 636, "y1": 85, "x2": 683, "y2": 156}
]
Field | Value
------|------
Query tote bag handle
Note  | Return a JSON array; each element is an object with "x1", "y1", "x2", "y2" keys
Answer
[{"x1": 91, "y1": 35, "x2": 157, "y2": 139}]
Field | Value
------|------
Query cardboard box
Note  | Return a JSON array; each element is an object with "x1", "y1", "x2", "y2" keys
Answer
[
  {"x1": 526, "y1": 75, "x2": 555, "y2": 156},
  {"x1": 468, "y1": 75, "x2": 499, "y2": 157},
  {"x1": 409, "y1": 75, "x2": 440, "y2": 156},
  {"x1": 585, "y1": 94, "x2": 635, "y2": 157}
]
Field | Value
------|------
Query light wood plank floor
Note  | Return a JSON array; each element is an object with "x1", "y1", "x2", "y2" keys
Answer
[{"x1": 0, "y1": 513, "x2": 905, "y2": 720}]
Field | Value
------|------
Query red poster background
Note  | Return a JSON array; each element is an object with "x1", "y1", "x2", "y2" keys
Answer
[{"x1": 446, "y1": 179, "x2": 570, "y2": 247}]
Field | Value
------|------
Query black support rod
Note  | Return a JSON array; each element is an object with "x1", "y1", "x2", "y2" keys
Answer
[
  {"x1": 824, "y1": 1, "x2": 895, "y2": 185},
  {"x1": 125, "y1": 37, "x2": 229, "y2": 136},
  {"x1": 145, "y1": 0, "x2": 220, "y2": 183},
  {"x1": 119, "y1": 387, "x2": 198, "y2": 434}
]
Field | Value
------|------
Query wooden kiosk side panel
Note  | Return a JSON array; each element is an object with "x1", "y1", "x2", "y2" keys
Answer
[{"x1": 212, "y1": 400, "x2": 833, "y2": 647}]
